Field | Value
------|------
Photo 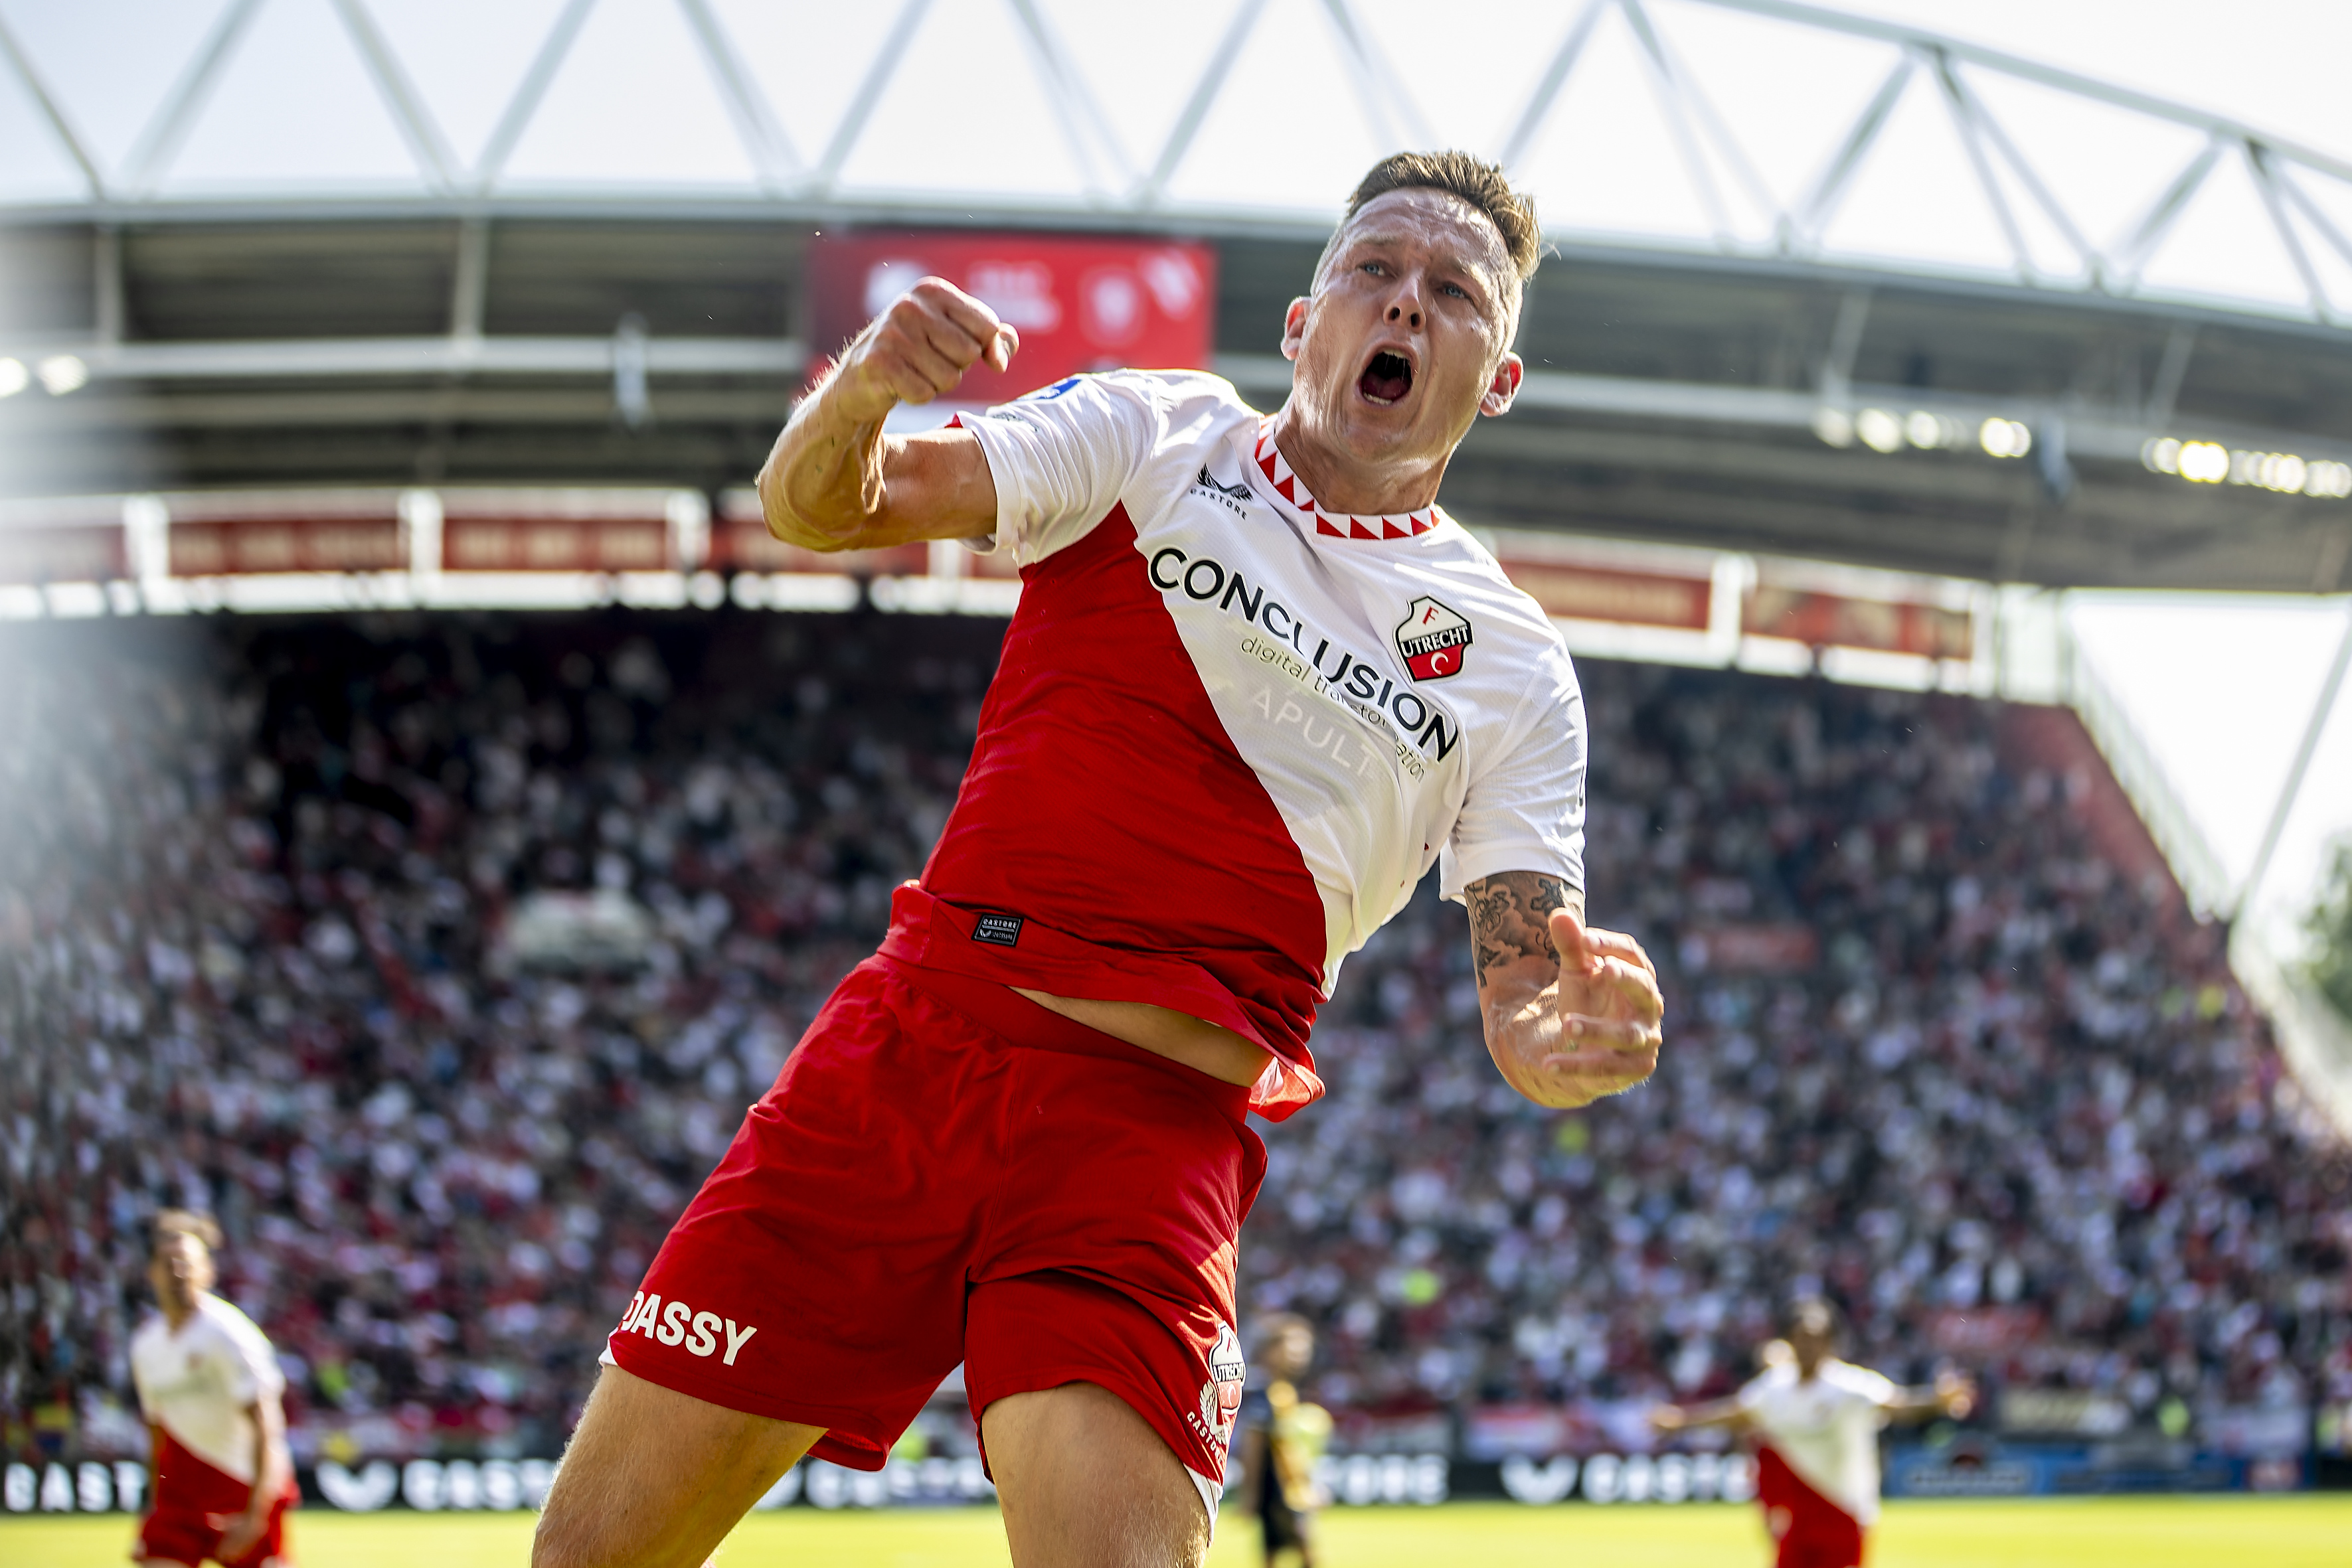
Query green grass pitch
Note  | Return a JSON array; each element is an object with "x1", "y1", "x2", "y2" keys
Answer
[{"x1": 7, "y1": 1496, "x2": 2349, "y2": 1566}]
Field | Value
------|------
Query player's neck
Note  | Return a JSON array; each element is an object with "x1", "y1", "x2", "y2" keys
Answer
[
  {"x1": 1266, "y1": 405, "x2": 1447, "y2": 518},
  {"x1": 160, "y1": 1290, "x2": 206, "y2": 1332}
]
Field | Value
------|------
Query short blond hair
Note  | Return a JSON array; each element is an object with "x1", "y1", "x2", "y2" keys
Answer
[
  {"x1": 1317, "y1": 151, "x2": 1543, "y2": 290},
  {"x1": 154, "y1": 1210, "x2": 222, "y2": 1251}
]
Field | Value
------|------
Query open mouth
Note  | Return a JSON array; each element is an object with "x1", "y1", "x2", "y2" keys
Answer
[{"x1": 1358, "y1": 349, "x2": 1414, "y2": 406}]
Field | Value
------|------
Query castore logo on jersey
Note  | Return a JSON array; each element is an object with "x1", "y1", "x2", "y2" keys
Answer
[
  {"x1": 1192, "y1": 466, "x2": 1254, "y2": 503},
  {"x1": 1189, "y1": 465, "x2": 1256, "y2": 519}
]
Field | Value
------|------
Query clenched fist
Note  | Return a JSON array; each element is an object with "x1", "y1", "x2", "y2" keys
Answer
[
  {"x1": 1489, "y1": 908, "x2": 1663, "y2": 1109},
  {"x1": 828, "y1": 277, "x2": 1021, "y2": 424}
]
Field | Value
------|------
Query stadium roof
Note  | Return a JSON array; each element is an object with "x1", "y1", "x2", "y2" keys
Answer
[
  {"x1": 8, "y1": 0, "x2": 2352, "y2": 325},
  {"x1": 3, "y1": 0, "x2": 2352, "y2": 597}
]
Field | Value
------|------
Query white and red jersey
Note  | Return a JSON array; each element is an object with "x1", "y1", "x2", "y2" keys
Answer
[
  {"x1": 1738, "y1": 1359, "x2": 1898, "y2": 1526},
  {"x1": 129, "y1": 1293, "x2": 285, "y2": 1486},
  {"x1": 879, "y1": 369, "x2": 1586, "y2": 1118}
]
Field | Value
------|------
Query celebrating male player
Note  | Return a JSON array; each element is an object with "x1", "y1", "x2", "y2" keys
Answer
[
  {"x1": 129, "y1": 1212, "x2": 297, "y2": 1568},
  {"x1": 535, "y1": 151, "x2": 1664, "y2": 1568},
  {"x1": 1652, "y1": 1299, "x2": 1975, "y2": 1568}
]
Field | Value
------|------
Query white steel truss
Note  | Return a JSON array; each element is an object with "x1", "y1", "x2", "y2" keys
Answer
[{"x1": 5, "y1": 0, "x2": 2352, "y2": 328}]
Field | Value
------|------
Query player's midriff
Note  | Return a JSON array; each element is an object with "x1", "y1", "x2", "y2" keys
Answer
[
  {"x1": 900, "y1": 372, "x2": 1590, "y2": 1119},
  {"x1": 904, "y1": 500, "x2": 1334, "y2": 1116},
  {"x1": 1009, "y1": 988, "x2": 1272, "y2": 1087}
]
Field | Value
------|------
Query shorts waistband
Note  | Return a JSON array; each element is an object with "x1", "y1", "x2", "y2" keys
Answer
[{"x1": 875, "y1": 954, "x2": 1251, "y2": 1123}]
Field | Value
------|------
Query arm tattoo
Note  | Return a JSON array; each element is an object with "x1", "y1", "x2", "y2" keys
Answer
[{"x1": 1466, "y1": 871, "x2": 1582, "y2": 990}]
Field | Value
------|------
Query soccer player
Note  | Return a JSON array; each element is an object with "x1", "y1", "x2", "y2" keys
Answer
[
  {"x1": 1236, "y1": 1314, "x2": 1329, "y2": 1568},
  {"x1": 1651, "y1": 1299, "x2": 1975, "y2": 1568},
  {"x1": 534, "y1": 150, "x2": 1665, "y2": 1568},
  {"x1": 128, "y1": 1211, "x2": 297, "y2": 1568}
]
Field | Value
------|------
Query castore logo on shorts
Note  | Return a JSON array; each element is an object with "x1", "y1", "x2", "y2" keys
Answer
[{"x1": 617, "y1": 1291, "x2": 759, "y2": 1366}]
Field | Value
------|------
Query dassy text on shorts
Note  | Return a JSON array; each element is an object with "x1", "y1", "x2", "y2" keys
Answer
[{"x1": 618, "y1": 1291, "x2": 759, "y2": 1366}]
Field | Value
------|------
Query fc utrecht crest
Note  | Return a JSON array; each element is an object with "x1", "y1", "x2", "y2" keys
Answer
[
  {"x1": 1201, "y1": 1322, "x2": 1248, "y2": 1441},
  {"x1": 1395, "y1": 597, "x2": 1472, "y2": 680}
]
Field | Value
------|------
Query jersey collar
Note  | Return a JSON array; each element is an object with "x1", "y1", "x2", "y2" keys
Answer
[{"x1": 1254, "y1": 425, "x2": 1439, "y2": 541}]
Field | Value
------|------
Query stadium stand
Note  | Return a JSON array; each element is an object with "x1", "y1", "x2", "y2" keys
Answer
[{"x1": 3, "y1": 611, "x2": 2347, "y2": 1471}]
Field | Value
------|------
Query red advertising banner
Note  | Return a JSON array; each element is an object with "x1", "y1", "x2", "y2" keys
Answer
[
  {"x1": 710, "y1": 518, "x2": 927, "y2": 580},
  {"x1": 806, "y1": 232, "x2": 1217, "y2": 404},
  {"x1": 1744, "y1": 586, "x2": 1974, "y2": 660},
  {"x1": 0, "y1": 524, "x2": 126, "y2": 584},
  {"x1": 444, "y1": 516, "x2": 667, "y2": 573},
  {"x1": 1498, "y1": 560, "x2": 1713, "y2": 629},
  {"x1": 1681, "y1": 925, "x2": 1819, "y2": 973},
  {"x1": 1928, "y1": 1305, "x2": 2047, "y2": 1358},
  {"x1": 170, "y1": 516, "x2": 403, "y2": 576}
]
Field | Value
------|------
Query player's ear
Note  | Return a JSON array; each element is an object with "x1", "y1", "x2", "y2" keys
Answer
[
  {"x1": 1280, "y1": 297, "x2": 1309, "y2": 362},
  {"x1": 1481, "y1": 353, "x2": 1523, "y2": 417}
]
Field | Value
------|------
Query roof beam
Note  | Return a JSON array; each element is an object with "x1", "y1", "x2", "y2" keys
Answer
[
  {"x1": 1005, "y1": 0, "x2": 1134, "y2": 198},
  {"x1": 0, "y1": 335, "x2": 805, "y2": 380},
  {"x1": 813, "y1": 0, "x2": 933, "y2": 193},
  {"x1": 1686, "y1": 0, "x2": 2352, "y2": 188},
  {"x1": 121, "y1": 0, "x2": 266, "y2": 195},
  {"x1": 2112, "y1": 139, "x2": 2223, "y2": 284},
  {"x1": 1317, "y1": 0, "x2": 1433, "y2": 156},
  {"x1": 677, "y1": 0, "x2": 803, "y2": 189},
  {"x1": 1497, "y1": 0, "x2": 1606, "y2": 173},
  {"x1": 1620, "y1": 0, "x2": 1780, "y2": 239},
  {"x1": 0, "y1": 10, "x2": 107, "y2": 198},
  {"x1": 473, "y1": 0, "x2": 600, "y2": 191},
  {"x1": 2247, "y1": 142, "x2": 2335, "y2": 323},
  {"x1": 1138, "y1": 0, "x2": 1268, "y2": 208},
  {"x1": 1930, "y1": 50, "x2": 2033, "y2": 283},
  {"x1": 1952, "y1": 77, "x2": 2101, "y2": 283},
  {"x1": 1793, "y1": 54, "x2": 1913, "y2": 249},
  {"x1": 327, "y1": 0, "x2": 460, "y2": 191}
]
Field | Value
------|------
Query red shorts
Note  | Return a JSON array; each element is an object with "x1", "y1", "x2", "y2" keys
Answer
[
  {"x1": 1756, "y1": 1445, "x2": 1866, "y2": 1568},
  {"x1": 137, "y1": 1428, "x2": 295, "y2": 1567},
  {"x1": 607, "y1": 954, "x2": 1266, "y2": 1500}
]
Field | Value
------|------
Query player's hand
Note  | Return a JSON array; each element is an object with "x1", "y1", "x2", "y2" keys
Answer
[
  {"x1": 215, "y1": 1505, "x2": 266, "y2": 1559},
  {"x1": 1649, "y1": 1404, "x2": 1687, "y2": 1433},
  {"x1": 1505, "y1": 909, "x2": 1661, "y2": 1107},
  {"x1": 1934, "y1": 1370, "x2": 1977, "y2": 1421},
  {"x1": 829, "y1": 277, "x2": 1018, "y2": 424}
]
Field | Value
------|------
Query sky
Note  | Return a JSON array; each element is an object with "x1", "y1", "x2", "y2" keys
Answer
[{"x1": 0, "y1": 0, "x2": 2348, "y2": 947}]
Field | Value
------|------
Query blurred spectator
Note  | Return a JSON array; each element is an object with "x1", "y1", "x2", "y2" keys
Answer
[{"x1": 2, "y1": 613, "x2": 2346, "y2": 1466}]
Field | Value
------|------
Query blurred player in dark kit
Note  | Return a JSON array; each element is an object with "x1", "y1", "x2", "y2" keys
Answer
[{"x1": 1236, "y1": 1314, "x2": 1330, "y2": 1567}]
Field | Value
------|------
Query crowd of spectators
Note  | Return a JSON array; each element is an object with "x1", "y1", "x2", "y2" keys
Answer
[{"x1": 3, "y1": 607, "x2": 2347, "y2": 1472}]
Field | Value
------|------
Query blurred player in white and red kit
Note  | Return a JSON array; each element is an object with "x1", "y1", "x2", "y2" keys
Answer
[
  {"x1": 1653, "y1": 1300, "x2": 1974, "y2": 1568},
  {"x1": 128, "y1": 1212, "x2": 297, "y2": 1568},
  {"x1": 535, "y1": 149, "x2": 1666, "y2": 1568}
]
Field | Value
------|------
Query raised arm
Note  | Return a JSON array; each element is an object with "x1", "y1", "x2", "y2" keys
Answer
[
  {"x1": 1651, "y1": 1395, "x2": 1752, "y2": 1435},
  {"x1": 215, "y1": 1391, "x2": 292, "y2": 1561},
  {"x1": 756, "y1": 277, "x2": 1015, "y2": 551},
  {"x1": 1466, "y1": 870, "x2": 1661, "y2": 1109},
  {"x1": 1885, "y1": 1371, "x2": 1976, "y2": 1423}
]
